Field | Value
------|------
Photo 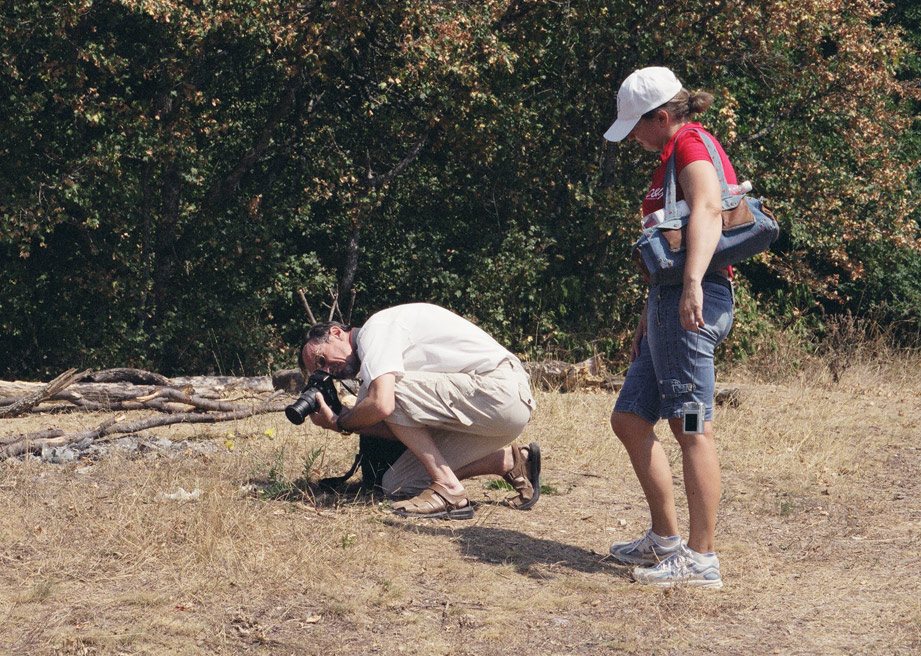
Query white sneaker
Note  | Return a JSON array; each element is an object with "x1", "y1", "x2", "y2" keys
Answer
[
  {"x1": 632, "y1": 544, "x2": 723, "y2": 589},
  {"x1": 609, "y1": 529, "x2": 681, "y2": 566}
]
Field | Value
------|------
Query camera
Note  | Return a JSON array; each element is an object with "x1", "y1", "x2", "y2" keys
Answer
[
  {"x1": 681, "y1": 401, "x2": 706, "y2": 435},
  {"x1": 284, "y1": 370, "x2": 343, "y2": 425}
]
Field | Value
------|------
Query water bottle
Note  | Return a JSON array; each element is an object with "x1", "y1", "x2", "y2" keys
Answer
[
  {"x1": 641, "y1": 181, "x2": 753, "y2": 228},
  {"x1": 729, "y1": 180, "x2": 753, "y2": 195}
]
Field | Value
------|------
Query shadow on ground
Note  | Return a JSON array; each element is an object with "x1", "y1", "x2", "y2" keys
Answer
[{"x1": 383, "y1": 517, "x2": 630, "y2": 581}]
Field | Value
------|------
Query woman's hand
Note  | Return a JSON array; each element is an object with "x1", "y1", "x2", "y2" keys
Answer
[
  {"x1": 677, "y1": 159, "x2": 723, "y2": 332},
  {"x1": 680, "y1": 282, "x2": 705, "y2": 332},
  {"x1": 631, "y1": 305, "x2": 648, "y2": 361}
]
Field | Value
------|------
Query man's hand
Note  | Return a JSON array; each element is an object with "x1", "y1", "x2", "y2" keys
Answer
[
  {"x1": 308, "y1": 394, "x2": 338, "y2": 431},
  {"x1": 308, "y1": 373, "x2": 397, "y2": 436}
]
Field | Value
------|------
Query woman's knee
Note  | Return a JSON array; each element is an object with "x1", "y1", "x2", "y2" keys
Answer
[
  {"x1": 611, "y1": 410, "x2": 650, "y2": 443},
  {"x1": 670, "y1": 420, "x2": 715, "y2": 449},
  {"x1": 610, "y1": 411, "x2": 625, "y2": 437}
]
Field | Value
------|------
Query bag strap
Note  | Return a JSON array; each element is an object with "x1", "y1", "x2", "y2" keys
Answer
[
  {"x1": 663, "y1": 127, "x2": 734, "y2": 224},
  {"x1": 318, "y1": 452, "x2": 363, "y2": 489}
]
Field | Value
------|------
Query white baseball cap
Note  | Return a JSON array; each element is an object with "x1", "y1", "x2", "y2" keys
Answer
[{"x1": 603, "y1": 67, "x2": 683, "y2": 142}]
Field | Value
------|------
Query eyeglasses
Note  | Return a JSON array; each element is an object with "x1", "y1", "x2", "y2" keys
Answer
[{"x1": 310, "y1": 341, "x2": 329, "y2": 370}]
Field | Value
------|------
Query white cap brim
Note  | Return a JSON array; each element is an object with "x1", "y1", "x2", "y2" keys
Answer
[
  {"x1": 603, "y1": 66, "x2": 684, "y2": 143},
  {"x1": 604, "y1": 117, "x2": 640, "y2": 142}
]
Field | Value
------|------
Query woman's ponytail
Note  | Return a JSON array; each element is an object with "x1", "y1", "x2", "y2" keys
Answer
[{"x1": 644, "y1": 88, "x2": 714, "y2": 121}]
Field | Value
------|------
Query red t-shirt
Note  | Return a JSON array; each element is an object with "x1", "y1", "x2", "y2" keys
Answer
[{"x1": 640, "y1": 122, "x2": 737, "y2": 218}]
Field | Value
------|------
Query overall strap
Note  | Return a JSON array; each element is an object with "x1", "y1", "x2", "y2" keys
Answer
[{"x1": 663, "y1": 127, "x2": 734, "y2": 223}]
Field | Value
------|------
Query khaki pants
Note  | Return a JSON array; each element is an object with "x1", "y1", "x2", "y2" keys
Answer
[{"x1": 370, "y1": 362, "x2": 534, "y2": 498}]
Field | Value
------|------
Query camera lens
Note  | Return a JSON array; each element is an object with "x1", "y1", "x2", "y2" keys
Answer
[{"x1": 284, "y1": 389, "x2": 320, "y2": 425}]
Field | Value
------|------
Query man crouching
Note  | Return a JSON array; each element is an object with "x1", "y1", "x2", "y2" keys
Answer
[{"x1": 299, "y1": 303, "x2": 540, "y2": 519}]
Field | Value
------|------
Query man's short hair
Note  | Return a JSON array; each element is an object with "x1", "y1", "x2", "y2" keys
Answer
[{"x1": 297, "y1": 321, "x2": 351, "y2": 373}]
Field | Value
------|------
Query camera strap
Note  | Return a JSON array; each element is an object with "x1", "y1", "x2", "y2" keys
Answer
[
  {"x1": 690, "y1": 329, "x2": 699, "y2": 392},
  {"x1": 338, "y1": 379, "x2": 358, "y2": 396}
]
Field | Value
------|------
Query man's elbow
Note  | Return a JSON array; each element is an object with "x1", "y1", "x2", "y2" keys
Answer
[
  {"x1": 375, "y1": 397, "x2": 396, "y2": 419},
  {"x1": 364, "y1": 395, "x2": 395, "y2": 422}
]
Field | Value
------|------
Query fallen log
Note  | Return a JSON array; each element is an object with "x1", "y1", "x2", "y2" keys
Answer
[
  {"x1": 0, "y1": 401, "x2": 288, "y2": 460},
  {"x1": 0, "y1": 373, "x2": 277, "y2": 414},
  {"x1": 47, "y1": 391, "x2": 186, "y2": 413},
  {"x1": 44, "y1": 387, "x2": 268, "y2": 414},
  {"x1": 272, "y1": 369, "x2": 305, "y2": 393},
  {"x1": 79, "y1": 368, "x2": 172, "y2": 386},
  {"x1": 1, "y1": 381, "x2": 161, "y2": 405},
  {"x1": 146, "y1": 387, "x2": 256, "y2": 412},
  {"x1": 523, "y1": 356, "x2": 615, "y2": 392},
  {"x1": 0, "y1": 369, "x2": 89, "y2": 419},
  {"x1": 0, "y1": 367, "x2": 294, "y2": 460},
  {"x1": 0, "y1": 429, "x2": 66, "y2": 446},
  {"x1": 0, "y1": 418, "x2": 121, "y2": 459}
]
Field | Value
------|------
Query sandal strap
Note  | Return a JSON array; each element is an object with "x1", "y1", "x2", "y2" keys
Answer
[
  {"x1": 394, "y1": 482, "x2": 469, "y2": 514},
  {"x1": 503, "y1": 443, "x2": 539, "y2": 509},
  {"x1": 428, "y1": 482, "x2": 466, "y2": 508},
  {"x1": 503, "y1": 444, "x2": 533, "y2": 494}
]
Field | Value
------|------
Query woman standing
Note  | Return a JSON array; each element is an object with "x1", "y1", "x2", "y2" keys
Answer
[{"x1": 604, "y1": 67, "x2": 735, "y2": 588}]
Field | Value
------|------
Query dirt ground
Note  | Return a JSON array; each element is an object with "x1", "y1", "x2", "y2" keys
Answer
[{"x1": 1, "y1": 358, "x2": 920, "y2": 655}]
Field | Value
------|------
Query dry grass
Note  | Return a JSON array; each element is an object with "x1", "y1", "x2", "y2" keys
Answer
[{"x1": 2, "y1": 347, "x2": 921, "y2": 655}]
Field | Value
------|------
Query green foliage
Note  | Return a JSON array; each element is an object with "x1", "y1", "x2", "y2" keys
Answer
[
  {"x1": 1, "y1": 0, "x2": 919, "y2": 378},
  {"x1": 716, "y1": 275, "x2": 818, "y2": 367},
  {"x1": 258, "y1": 446, "x2": 323, "y2": 502},
  {"x1": 840, "y1": 240, "x2": 921, "y2": 341},
  {"x1": 485, "y1": 479, "x2": 558, "y2": 495}
]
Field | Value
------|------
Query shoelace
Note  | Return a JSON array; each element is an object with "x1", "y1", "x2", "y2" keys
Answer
[
  {"x1": 655, "y1": 549, "x2": 693, "y2": 577},
  {"x1": 637, "y1": 535, "x2": 664, "y2": 555}
]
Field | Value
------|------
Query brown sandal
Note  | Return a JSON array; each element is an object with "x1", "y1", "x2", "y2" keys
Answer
[
  {"x1": 503, "y1": 442, "x2": 541, "y2": 510},
  {"x1": 392, "y1": 482, "x2": 474, "y2": 520}
]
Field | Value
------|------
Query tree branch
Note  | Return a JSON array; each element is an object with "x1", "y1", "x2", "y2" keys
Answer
[
  {"x1": 358, "y1": 132, "x2": 428, "y2": 188},
  {"x1": 205, "y1": 67, "x2": 304, "y2": 208},
  {"x1": 0, "y1": 369, "x2": 88, "y2": 418},
  {"x1": 0, "y1": 402, "x2": 288, "y2": 460},
  {"x1": 298, "y1": 289, "x2": 318, "y2": 324}
]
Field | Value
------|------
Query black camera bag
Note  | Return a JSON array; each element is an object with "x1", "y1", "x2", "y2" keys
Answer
[{"x1": 319, "y1": 435, "x2": 407, "y2": 491}]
